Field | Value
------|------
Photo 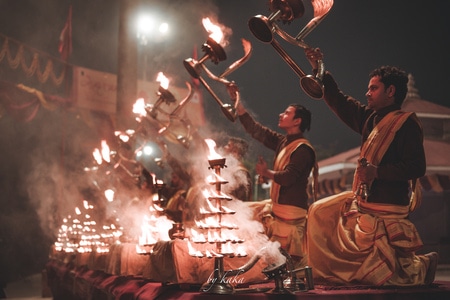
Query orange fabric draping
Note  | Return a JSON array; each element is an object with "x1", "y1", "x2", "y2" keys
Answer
[
  {"x1": 307, "y1": 191, "x2": 428, "y2": 286},
  {"x1": 0, "y1": 33, "x2": 66, "y2": 85},
  {"x1": 0, "y1": 81, "x2": 70, "y2": 122}
]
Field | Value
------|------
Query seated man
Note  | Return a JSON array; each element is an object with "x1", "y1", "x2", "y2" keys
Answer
[{"x1": 304, "y1": 47, "x2": 438, "y2": 286}]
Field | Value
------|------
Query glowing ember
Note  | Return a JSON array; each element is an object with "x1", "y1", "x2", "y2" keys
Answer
[{"x1": 156, "y1": 72, "x2": 170, "y2": 89}]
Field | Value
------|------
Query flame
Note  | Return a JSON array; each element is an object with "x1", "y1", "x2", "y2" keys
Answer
[
  {"x1": 202, "y1": 17, "x2": 224, "y2": 44},
  {"x1": 139, "y1": 218, "x2": 158, "y2": 246},
  {"x1": 220, "y1": 220, "x2": 238, "y2": 230},
  {"x1": 235, "y1": 245, "x2": 247, "y2": 257},
  {"x1": 104, "y1": 189, "x2": 114, "y2": 202},
  {"x1": 221, "y1": 205, "x2": 235, "y2": 214},
  {"x1": 115, "y1": 130, "x2": 133, "y2": 143},
  {"x1": 136, "y1": 244, "x2": 153, "y2": 254},
  {"x1": 138, "y1": 214, "x2": 173, "y2": 247},
  {"x1": 221, "y1": 242, "x2": 234, "y2": 255},
  {"x1": 156, "y1": 72, "x2": 169, "y2": 89},
  {"x1": 101, "y1": 140, "x2": 111, "y2": 163},
  {"x1": 211, "y1": 249, "x2": 224, "y2": 257},
  {"x1": 190, "y1": 228, "x2": 207, "y2": 243},
  {"x1": 205, "y1": 250, "x2": 213, "y2": 258},
  {"x1": 205, "y1": 139, "x2": 222, "y2": 160},
  {"x1": 187, "y1": 240, "x2": 204, "y2": 257},
  {"x1": 93, "y1": 148, "x2": 102, "y2": 165},
  {"x1": 206, "y1": 173, "x2": 228, "y2": 184},
  {"x1": 133, "y1": 98, "x2": 147, "y2": 116},
  {"x1": 195, "y1": 217, "x2": 220, "y2": 229}
]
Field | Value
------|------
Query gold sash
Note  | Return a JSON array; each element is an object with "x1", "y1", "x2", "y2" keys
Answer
[
  {"x1": 352, "y1": 111, "x2": 421, "y2": 211},
  {"x1": 270, "y1": 139, "x2": 318, "y2": 218}
]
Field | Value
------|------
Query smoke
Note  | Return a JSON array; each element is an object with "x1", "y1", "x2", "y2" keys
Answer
[
  {"x1": 0, "y1": 0, "x2": 285, "y2": 277},
  {"x1": 131, "y1": 1, "x2": 220, "y2": 84}
]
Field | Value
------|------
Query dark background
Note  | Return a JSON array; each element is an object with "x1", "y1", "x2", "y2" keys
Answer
[{"x1": 0, "y1": 0, "x2": 449, "y2": 286}]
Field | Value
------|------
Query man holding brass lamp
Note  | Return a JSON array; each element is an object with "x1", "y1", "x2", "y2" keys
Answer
[
  {"x1": 227, "y1": 83, "x2": 318, "y2": 268},
  {"x1": 304, "y1": 47, "x2": 438, "y2": 286}
]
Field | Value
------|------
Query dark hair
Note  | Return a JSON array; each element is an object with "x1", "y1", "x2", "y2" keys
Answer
[
  {"x1": 369, "y1": 66, "x2": 408, "y2": 106},
  {"x1": 228, "y1": 137, "x2": 249, "y2": 159},
  {"x1": 289, "y1": 104, "x2": 311, "y2": 132}
]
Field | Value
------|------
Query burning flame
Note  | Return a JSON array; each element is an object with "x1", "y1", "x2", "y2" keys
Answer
[
  {"x1": 187, "y1": 240, "x2": 204, "y2": 257},
  {"x1": 83, "y1": 200, "x2": 92, "y2": 210},
  {"x1": 156, "y1": 72, "x2": 169, "y2": 89},
  {"x1": 115, "y1": 130, "x2": 134, "y2": 143},
  {"x1": 133, "y1": 98, "x2": 147, "y2": 116},
  {"x1": 205, "y1": 139, "x2": 222, "y2": 160},
  {"x1": 101, "y1": 140, "x2": 111, "y2": 163},
  {"x1": 190, "y1": 228, "x2": 207, "y2": 243},
  {"x1": 202, "y1": 17, "x2": 225, "y2": 45},
  {"x1": 104, "y1": 189, "x2": 114, "y2": 202},
  {"x1": 206, "y1": 173, "x2": 228, "y2": 184},
  {"x1": 93, "y1": 148, "x2": 102, "y2": 165}
]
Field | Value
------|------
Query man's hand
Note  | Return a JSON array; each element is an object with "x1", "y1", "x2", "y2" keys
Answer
[
  {"x1": 227, "y1": 81, "x2": 239, "y2": 100},
  {"x1": 255, "y1": 156, "x2": 267, "y2": 176},
  {"x1": 356, "y1": 162, "x2": 378, "y2": 183},
  {"x1": 227, "y1": 81, "x2": 246, "y2": 116},
  {"x1": 304, "y1": 47, "x2": 323, "y2": 70}
]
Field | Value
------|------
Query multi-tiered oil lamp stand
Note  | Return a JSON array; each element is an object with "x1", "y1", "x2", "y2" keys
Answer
[{"x1": 198, "y1": 157, "x2": 239, "y2": 294}]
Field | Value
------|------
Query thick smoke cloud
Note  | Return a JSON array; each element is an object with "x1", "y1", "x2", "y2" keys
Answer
[{"x1": 0, "y1": 0, "x2": 280, "y2": 285}]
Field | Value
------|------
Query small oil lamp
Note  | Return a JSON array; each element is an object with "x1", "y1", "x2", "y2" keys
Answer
[
  {"x1": 183, "y1": 18, "x2": 252, "y2": 122},
  {"x1": 147, "y1": 72, "x2": 176, "y2": 119}
]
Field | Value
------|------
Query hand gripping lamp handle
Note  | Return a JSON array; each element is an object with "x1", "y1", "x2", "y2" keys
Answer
[
  {"x1": 248, "y1": 0, "x2": 333, "y2": 99},
  {"x1": 183, "y1": 39, "x2": 252, "y2": 122}
]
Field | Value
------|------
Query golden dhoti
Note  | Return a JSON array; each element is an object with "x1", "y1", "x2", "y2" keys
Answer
[
  {"x1": 307, "y1": 191, "x2": 431, "y2": 286},
  {"x1": 266, "y1": 204, "x2": 308, "y2": 268}
]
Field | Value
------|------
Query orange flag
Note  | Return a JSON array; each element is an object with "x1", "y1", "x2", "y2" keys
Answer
[{"x1": 58, "y1": 5, "x2": 72, "y2": 61}]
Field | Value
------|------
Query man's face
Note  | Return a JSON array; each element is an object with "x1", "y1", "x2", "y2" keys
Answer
[
  {"x1": 171, "y1": 173, "x2": 183, "y2": 188},
  {"x1": 278, "y1": 106, "x2": 300, "y2": 131},
  {"x1": 365, "y1": 76, "x2": 395, "y2": 111}
]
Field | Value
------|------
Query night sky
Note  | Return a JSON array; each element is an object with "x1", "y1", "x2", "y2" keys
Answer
[
  {"x1": 0, "y1": 0, "x2": 448, "y2": 153},
  {"x1": 0, "y1": 0, "x2": 449, "y2": 284}
]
